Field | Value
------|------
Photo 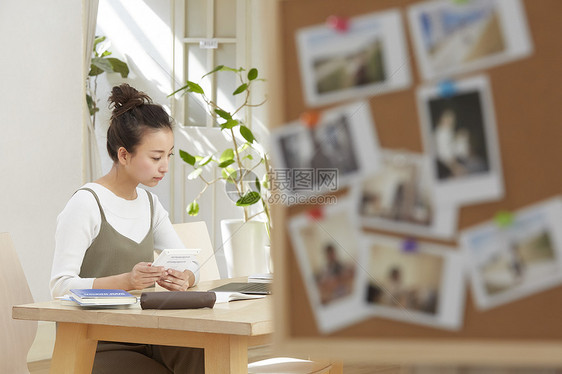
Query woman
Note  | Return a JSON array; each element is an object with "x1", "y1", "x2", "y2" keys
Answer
[{"x1": 50, "y1": 83, "x2": 204, "y2": 373}]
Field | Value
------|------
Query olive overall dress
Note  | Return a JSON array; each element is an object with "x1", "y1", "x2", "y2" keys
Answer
[{"x1": 78, "y1": 188, "x2": 204, "y2": 374}]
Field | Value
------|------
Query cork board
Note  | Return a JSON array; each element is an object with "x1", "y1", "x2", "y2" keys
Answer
[{"x1": 267, "y1": 0, "x2": 562, "y2": 365}]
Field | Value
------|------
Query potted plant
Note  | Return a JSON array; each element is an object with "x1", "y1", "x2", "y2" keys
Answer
[
  {"x1": 87, "y1": 36, "x2": 130, "y2": 128},
  {"x1": 169, "y1": 65, "x2": 272, "y2": 276},
  {"x1": 85, "y1": 35, "x2": 130, "y2": 179}
]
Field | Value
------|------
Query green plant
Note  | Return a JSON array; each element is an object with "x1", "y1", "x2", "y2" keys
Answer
[
  {"x1": 87, "y1": 36, "x2": 130, "y2": 128},
  {"x1": 169, "y1": 65, "x2": 271, "y2": 237}
]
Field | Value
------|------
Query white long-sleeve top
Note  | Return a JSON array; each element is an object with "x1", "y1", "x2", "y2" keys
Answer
[{"x1": 50, "y1": 183, "x2": 199, "y2": 298}]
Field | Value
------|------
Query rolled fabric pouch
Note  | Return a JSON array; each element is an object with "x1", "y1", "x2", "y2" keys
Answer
[{"x1": 140, "y1": 291, "x2": 216, "y2": 310}]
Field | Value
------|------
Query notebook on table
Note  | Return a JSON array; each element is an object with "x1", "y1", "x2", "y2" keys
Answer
[{"x1": 208, "y1": 282, "x2": 271, "y2": 295}]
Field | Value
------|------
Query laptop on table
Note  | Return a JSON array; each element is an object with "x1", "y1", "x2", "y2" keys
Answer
[{"x1": 208, "y1": 282, "x2": 271, "y2": 295}]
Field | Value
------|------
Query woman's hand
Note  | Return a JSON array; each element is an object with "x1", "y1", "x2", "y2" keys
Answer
[
  {"x1": 157, "y1": 269, "x2": 195, "y2": 291},
  {"x1": 127, "y1": 262, "x2": 166, "y2": 290}
]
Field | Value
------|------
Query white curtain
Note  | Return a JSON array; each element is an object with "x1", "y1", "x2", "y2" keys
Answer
[{"x1": 82, "y1": 0, "x2": 101, "y2": 182}]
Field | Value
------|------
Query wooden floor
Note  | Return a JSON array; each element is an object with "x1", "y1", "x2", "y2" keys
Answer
[
  {"x1": 29, "y1": 359, "x2": 562, "y2": 374},
  {"x1": 28, "y1": 343, "x2": 404, "y2": 373},
  {"x1": 28, "y1": 359, "x2": 403, "y2": 374}
]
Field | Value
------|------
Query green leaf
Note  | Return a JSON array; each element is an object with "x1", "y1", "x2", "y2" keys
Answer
[
  {"x1": 261, "y1": 173, "x2": 270, "y2": 190},
  {"x1": 86, "y1": 94, "x2": 95, "y2": 116},
  {"x1": 179, "y1": 149, "x2": 196, "y2": 166},
  {"x1": 101, "y1": 50, "x2": 112, "y2": 57},
  {"x1": 197, "y1": 155, "x2": 213, "y2": 167},
  {"x1": 218, "y1": 159, "x2": 235, "y2": 168},
  {"x1": 238, "y1": 143, "x2": 250, "y2": 153},
  {"x1": 201, "y1": 65, "x2": 243, "y2": 79},
  {"x1": 187, "y1": 201, "x2": 200, "y2": 216},
  {"x1": 243, "y1": 154, "x2": 254, "y2": 161},
  {"x1": 107, "y1": 57, "x2": 129, "y2": 78},
  {"x1": 91, "y1": 57, "x2": 113, "y2": 73},
  {"x1": 219, "y1": 149, "x2": 234, "y2": 163},
  {"x1": 239, "y1": 125, "x2": 255, "y2": 144},
  {"x1": 222, "y1": 167, "x2": 237, "y2": 183},
  {"x1": 185, "y1": 81, "x2": 204, "y2": 94},
  {"x1": 201, "y1": 65, "x2": 224, "y2": 79},
  {"x1": 222, "y1": 66, "x2": 243, "y2": 73},
  {"x1": 169, "y1": 81, "x2": 204, "y2": 97},
  {"x1": 220, "y1": 119, "x2": 239, "y2": 130},
  {"x1": 236, "y1": 191, "x2": 261, "y2": 206},
  {"x1": 248, "y1": 68, "x2": 258, "y2": 81},
  {"x1": 93, "y1": 36, "x2": 106, "y2": 52},
  {"x1": 88, "y1": 64, "x2": 104, "y2": 77},
  {"x1": 233, "y1": 83, "x2": 248, "y2": 95},
  {"x1": 255, "y1": 177, "x2": 261, "y2": 193},
  {"x1": 168, "y1": 83, "x2": 188, "y2": 97},
  {"x1": 214, "y1": 109, "x2": 232, "y2": 120},
  {"x1": 188, "y1": 168, "x2": 203, "y2": 180}
]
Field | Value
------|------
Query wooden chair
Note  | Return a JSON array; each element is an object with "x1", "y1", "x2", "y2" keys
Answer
[
  {"x1": 172, "y1": 222, "x2": 337, "y2": 374},
  {"x1": 172, "y1": 221, "x2": 221, "y2": 282},
  {"x1": 0, "y1": 232, "x2": 38, "y2": 374}
]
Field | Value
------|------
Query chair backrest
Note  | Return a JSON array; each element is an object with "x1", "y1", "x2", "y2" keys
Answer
[
  {"x1": 0, "y1": 232, "x2": 37, "y2": 374},
  {"x1": 172, "y1": 222, "x2": 221, "y2": 282}
]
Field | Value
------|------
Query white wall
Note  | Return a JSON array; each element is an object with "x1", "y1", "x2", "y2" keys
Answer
[{"x1": 0, "y1": 0, "x2": 84, "y2": 302}]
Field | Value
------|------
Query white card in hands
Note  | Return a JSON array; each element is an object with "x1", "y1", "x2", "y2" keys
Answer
[{"x1": 152, "y1": 248, "x2": 200, "y2": 272}]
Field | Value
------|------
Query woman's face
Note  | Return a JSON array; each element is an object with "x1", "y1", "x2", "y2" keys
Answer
[{"x1": 126, "y1": 128, "x2": 174, "y2": 187}]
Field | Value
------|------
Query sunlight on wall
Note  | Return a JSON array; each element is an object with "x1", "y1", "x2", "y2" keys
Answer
[
  {"x1": 184, "y1": 48, "x2": 211, "y2": 126},
  {"x1": 97, "y1": 0, "x2": 173, "y2": 95}
]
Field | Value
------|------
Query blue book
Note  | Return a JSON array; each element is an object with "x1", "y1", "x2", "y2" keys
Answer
[{"x1": 69, "y1": 289, "x2": 137, "y2": 306}]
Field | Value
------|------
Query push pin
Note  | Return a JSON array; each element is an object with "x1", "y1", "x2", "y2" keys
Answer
[
  {"x1": 401, "y1": 237, "x2": 418, "y2": 253},
  {"x1": 438, "y1": 79, "x2": 457, "y2": 98},
  {"x1": 300, "y1": 110, "x2": 321, "y2": 128},
  {"x1": 307, "y1": 207, "x2": 324, "y2": 221},
  {"x1": 494, "y1": 210, "x2": 514, "y2": 229},
  {"x1": 326, "y1": 15, "x2": 350, "y2": 33}
]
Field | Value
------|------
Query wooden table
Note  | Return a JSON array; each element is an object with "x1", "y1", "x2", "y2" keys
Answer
[{"x1": 13, "y1": 279, "x2": 273, "y2": 374}]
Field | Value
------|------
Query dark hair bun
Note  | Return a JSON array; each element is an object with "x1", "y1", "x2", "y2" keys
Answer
[
  {"x1": 105, "y1": 83, "x2": 173, "y2": 163},
  {"x1": 109, "y1": 83, "x2": 152, "y2": 118}
]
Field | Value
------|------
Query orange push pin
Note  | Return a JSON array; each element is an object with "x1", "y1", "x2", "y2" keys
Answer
[{"x1": 300, "y1": 110, "x2": 321, "y2": 128}]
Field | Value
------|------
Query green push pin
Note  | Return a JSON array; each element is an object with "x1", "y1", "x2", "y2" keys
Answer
[{"x1": 494, "y1": 211, "x2": 514, "y2": 229}]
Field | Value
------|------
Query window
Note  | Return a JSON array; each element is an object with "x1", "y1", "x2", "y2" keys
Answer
[{"x1": 173, "y1": 0, "x2": 250, "y2": 128}]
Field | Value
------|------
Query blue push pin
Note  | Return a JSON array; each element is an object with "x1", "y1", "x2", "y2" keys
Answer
[
  {"x1": 438, "y1": 80, "x2": 457, "y2": 98},
  {"x1": 401, "y1": 238, "x2": 418, "y2": 253}
]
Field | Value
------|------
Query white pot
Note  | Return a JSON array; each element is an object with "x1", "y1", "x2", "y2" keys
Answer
[{"x1": 220, "y1": 219, "x2": 270, "y2": 278}]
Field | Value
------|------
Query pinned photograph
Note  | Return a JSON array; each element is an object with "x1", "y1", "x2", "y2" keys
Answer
[
  {"x1": 408, "y1": 0, "x2": 533, "y2": 80},
  {"x1": 270, "y1": 101, "x2": 381, "y2": 204},
  {"x1": 296, "y1": 9, "x2": 411, "y2": 107},
  {"x1": 417, "y1": 75, "x2": 503, "y2": 206},
  {"x1": 461, "y1": 198, "x2": 562, "y2": 310},
  {"x1": 358, "y1": 150, "x2": 458, "y2": 239},
  {"x1": 364, "y1": 234, "x2": 465, "y2": 330},
  {"x1": 289, "y1": 199, "x2": 369, "y2": 333}
]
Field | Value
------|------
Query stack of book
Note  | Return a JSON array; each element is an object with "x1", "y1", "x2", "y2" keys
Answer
[{"x1": 69, "y1": 289, "x2": 138, "y2": 307}]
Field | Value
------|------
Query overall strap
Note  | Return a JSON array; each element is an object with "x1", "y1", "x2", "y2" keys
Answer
[
  {"x1": 77, "y1": 188, "x2": 107, "y2": 222},
  {"x1": 144, "y1": 189, "x2": 154, "y2": 229}
]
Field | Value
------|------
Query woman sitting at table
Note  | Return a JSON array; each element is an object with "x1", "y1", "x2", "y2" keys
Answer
[{"x1": 50, "y1": 83, "x2": 203, "y2": 374}]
